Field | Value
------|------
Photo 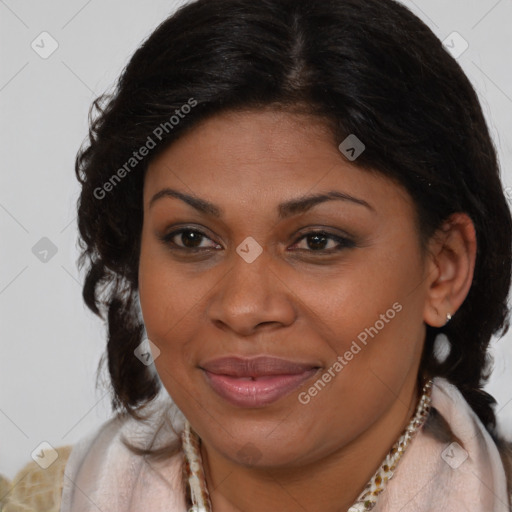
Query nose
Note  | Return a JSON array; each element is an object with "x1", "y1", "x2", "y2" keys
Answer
[{"x1": 207, "y1": 245, "x2": 296, "y2": 337}]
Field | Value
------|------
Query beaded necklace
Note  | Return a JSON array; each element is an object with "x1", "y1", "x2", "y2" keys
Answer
[{"x1": 182, "y1": 379, "x2": 433, "y2": 512}]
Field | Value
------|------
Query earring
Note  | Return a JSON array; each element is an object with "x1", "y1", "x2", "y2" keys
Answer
[
  {"x1": 445, "y1": 313, "x2": 452, "y2": 325},
  {"x1": 433, "y1": 332, "x2": 451, "y2": 363}
]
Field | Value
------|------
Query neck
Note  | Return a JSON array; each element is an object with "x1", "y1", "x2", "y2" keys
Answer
[{"x1": 199, "y1": 379, "x2": 421, "y2": 512}]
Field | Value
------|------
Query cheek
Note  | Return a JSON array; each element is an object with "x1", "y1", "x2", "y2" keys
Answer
[
  {"x1": 138, "y1": 234, "x2": 188, "y2": 349},
  {"x1": 137, "y1": 234, "x2": 213, "y2": 381},
  {"x1": 301, "y1": 245, "x2": 419, "y2": 327},
  {"x1": 138, "y1": 262, "x2": 197, "y2": 397},
  {"x1": 299, "y1": 240, "x2": 424, "y2": 373}
]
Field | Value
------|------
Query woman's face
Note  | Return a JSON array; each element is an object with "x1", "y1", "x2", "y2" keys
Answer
[{"x1": 138, "y1": 109, "x2": 431, "y2": 468}]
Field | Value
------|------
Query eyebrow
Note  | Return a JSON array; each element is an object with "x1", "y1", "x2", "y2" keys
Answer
[{"x1": 149, "y1": 188, "x2": 375, "y2": 218}]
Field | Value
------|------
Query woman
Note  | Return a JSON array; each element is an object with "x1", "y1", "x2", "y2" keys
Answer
[{"x1": 3, "y1": 0, "x2": 512, "y2": 510}]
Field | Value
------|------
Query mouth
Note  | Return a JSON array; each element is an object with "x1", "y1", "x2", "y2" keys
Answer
[{"x1": 199, "y1": 356, "x2": 321, "y2": 408}]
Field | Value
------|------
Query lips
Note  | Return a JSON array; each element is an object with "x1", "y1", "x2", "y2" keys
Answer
[
  {"x1": 200, "y1": 356, "x2": 319, "y2": 378},
  {"x1": 199, "y1": 356, "x2": 321, "y2": 407}
]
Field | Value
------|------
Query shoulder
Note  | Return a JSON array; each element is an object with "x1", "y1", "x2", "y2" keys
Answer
[
  {"x1": 426, "y1": 377, "x2": 512, "y2": 509},
  {"x1": 0, "y1": 444, "x2": 72, "y2": 512},
  {"x1": 60, "y1": 392, "x2": 188, "y2": 512},
  {"x1": 1, "y1": 393, "x2": 185, "y2": 512},
  {"x1": 0, "y1": 413, "x2": 135, "y2": 512},
  {"x1": 490, "y1": 424, "x2": 512, "y2": 507}
]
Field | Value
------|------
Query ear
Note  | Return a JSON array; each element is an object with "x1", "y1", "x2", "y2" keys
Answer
[{"x1": 423, "y1": 212, "x2": 477, "y2": 328}]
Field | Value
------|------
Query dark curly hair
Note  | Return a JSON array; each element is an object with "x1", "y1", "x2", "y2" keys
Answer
[{"x1": 76, "y1": 0, "x2": 512, "y2": 451}]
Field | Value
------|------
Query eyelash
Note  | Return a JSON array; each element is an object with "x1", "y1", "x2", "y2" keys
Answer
[{"x1": 158, "y1": 227, "x2": 355, "y2": 254}]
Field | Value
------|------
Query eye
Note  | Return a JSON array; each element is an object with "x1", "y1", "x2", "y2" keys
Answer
[
  {"x1": 290, "y1": 230, "x2": 355, "y2": 253},
  {"x1": 158, "y1": 228, "x2": 221, "y2": 251},
  {"x1": 158, "y1": 227, "x2": 355, "y2": 254}
]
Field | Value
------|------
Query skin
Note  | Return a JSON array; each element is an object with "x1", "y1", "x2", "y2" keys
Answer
[{"x1": 138, "y1": 109, "x2": 476, "y2": 512}]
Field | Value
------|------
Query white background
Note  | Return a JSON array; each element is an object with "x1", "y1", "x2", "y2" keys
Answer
[{"x1": 1, "y1": 0, "x2": 512, "y2": 479}]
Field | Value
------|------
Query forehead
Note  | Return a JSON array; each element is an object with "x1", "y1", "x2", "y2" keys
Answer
[
  {"x1": 146, "y1": 109, "x2": 336, "y2": 179},
  {"x1": 143, "y1": 109, "x2": 412, "y2": 217}
]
